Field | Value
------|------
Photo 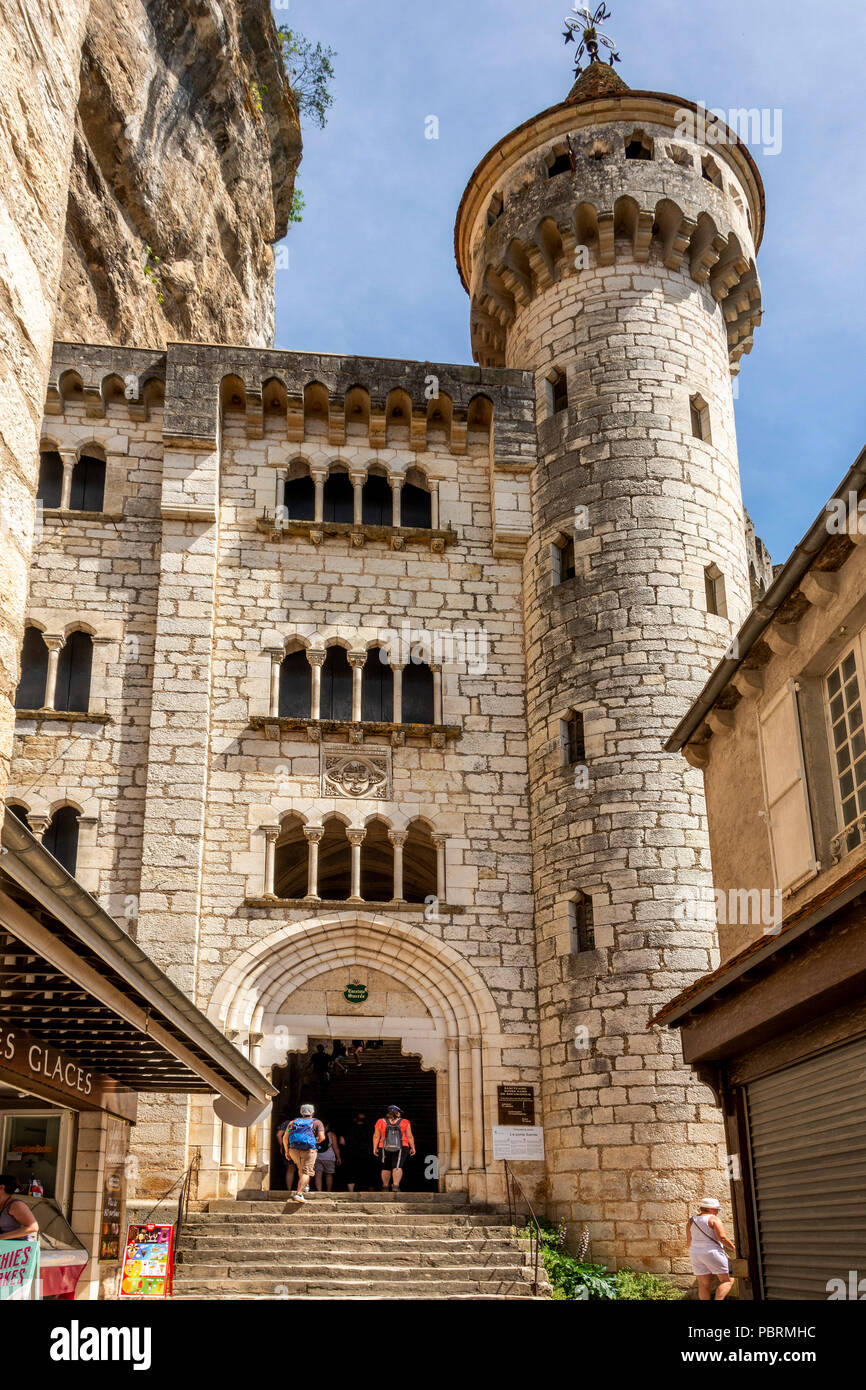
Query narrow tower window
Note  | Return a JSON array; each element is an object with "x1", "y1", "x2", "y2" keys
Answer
[
  {"x1": 704, "y1": 564, "x2": 727, "y2": 618},
  {"x1": 563, "y1": 710, "x2": 586, "y2": 766},
  {"x1": 43, "y1": 806, "x2": 80, "y2": 876},
  {"x1": 569, "y1": 892, "x2": 595, "y2": 953},
  {"x1": 54, "y1": 630, "x2": 93, "y2": 713},
  {"x1": 69, "y1": 453, "x2": 105, "y2": 512},
  {"x1": 701, "y1": 155, "x2": 723, "y2": 188},
  {"x1": 487, "y1": 193, "x2": 504, "y2": 227},
  {"x1": 545, "y1": 370, "x2": 568, "y2": 418},
  {"x1": 689, "y1": 393, "x2": 711, "y2": 442},
  {"x1": 552, "y1": 534, "x2": 576, "y2": 586}
]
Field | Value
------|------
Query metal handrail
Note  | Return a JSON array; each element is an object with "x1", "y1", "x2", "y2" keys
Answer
[
  {"x1": 503, "y1": 1161, "x2": 543, "y2": 1296},
  {"x1": 175, "y1": 1148, "x2": 201, "y2": 1250}
]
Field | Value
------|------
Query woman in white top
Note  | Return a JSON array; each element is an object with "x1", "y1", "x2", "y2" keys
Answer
[{"x1": 687, "y1": 1197, "x2": 736, "y2": 1300}]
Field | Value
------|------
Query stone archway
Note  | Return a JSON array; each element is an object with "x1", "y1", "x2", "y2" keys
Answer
[{"x1": 204, "y1": 912, "x2": 502, "y2": 1199}]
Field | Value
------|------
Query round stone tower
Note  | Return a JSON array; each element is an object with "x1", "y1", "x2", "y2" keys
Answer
[{"x1": 455, "y1": 61, "x2": 764, "y2": 1273}]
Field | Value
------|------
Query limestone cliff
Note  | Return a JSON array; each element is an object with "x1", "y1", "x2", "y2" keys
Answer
[{"x1": 56, "y1": 0, "x2": 302, "y2": 349}]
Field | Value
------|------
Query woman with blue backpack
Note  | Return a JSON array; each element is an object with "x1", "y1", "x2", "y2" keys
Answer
[{"x1": 281, "y1": 1104, "x2": 325, "y2": 1203}]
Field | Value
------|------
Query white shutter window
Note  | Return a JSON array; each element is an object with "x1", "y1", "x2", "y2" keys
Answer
[{"x1": 756, "y1": 679, "x2": 818, "y2": 894}]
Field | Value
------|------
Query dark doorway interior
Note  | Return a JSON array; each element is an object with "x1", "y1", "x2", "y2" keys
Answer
[{"x1": 271, "y1": 1038, "x2": 438, "y2": 1192}]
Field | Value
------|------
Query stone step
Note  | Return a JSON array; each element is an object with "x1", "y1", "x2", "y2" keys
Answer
[
  {"x1": 182, "y1": 1212, "x2": 511, "y2": 1230},
  {"x1": 216, "y1": 1194, "x2": 473, "y2": 1209},
  {"x1": 200, "y1": 1200, "x2": 489, "y2": 1217},
  {"x1": 171, "y1": 1292, "x2": 548, "y2": 1301},
  {"x1": 181, "y1": 1236, "x2": 521, "y2": 1256},
  {"x1": 178, "y1": 1251, "x2": 529, "y2": 1273},
  {"x1": 177, "y1": 1260, "x2": 530, "y2": 1282},
  {"x1": 172, "y1": 1275, "x2": 539, "y2": 1298}
]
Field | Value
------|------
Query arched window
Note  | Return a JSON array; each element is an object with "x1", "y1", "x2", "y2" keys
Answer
[
  {"x1": 43, "y1": 806, "x2": 79, "y2": 875},
  {"x1": 284, "y1": 463, "x2": 315, "y2": 521},
  {"x1": 361, "y1": 647, "x2": 393, "y2": 723},
  {"x1": 15, "y1": 628, "x2": 48, "y2": 710},
  {"x1": 274, "y1": 814, "x2": 308, "y2": 899},
  {"x1": 323, "y1": 467, "x2": 353, "y2": 523},
  {"x1": 69, "y1": 453, "x2": 105, "y2": 512},
  {"x1": 404, "y1": 820, "x2": 437, "y2": 903},
  {"x1": 279, "y1": 649, "x2": 312, "y2": 718},
  {"x1": 54, "y1": 631, "x2": 93, "y2": 713},
  {"x1": 690, "y1": 393, "x2": 711, "y2": 442},
  {"x1": 402, "y1": 661, "x2": 435, "y2": 725},
  {"x1": 318, "y1": 817, "x2": 351, "y2": 900},
  {"x1": 625, "y1": 130, "x2": 653, "y2": 160},
  {"x1": 563, "y1": 710, "x2": 585, "y2": 766},
  {"x1": 401, "y1": 468, "x2": 432, "y2": 529},
  {"x1": 5, "y1": 803, "x2": 31, "y2": 830},
  {"x1": 37, "y1": 450, "x2": 63, "y2": 508},
  {"x1": 362, "y1": 469, "x2": 392, "y2": 525},
  {"x1": 321, "y1": 646, "x2": 352, "y2": 721},
  {"x1": 361, "y1": 818, "x2": 394, "y2": 902}
]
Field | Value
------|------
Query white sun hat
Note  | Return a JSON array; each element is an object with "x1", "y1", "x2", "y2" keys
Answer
[{"x1": 699, "y1": 1197, "x2": 721, "y2": 1210}]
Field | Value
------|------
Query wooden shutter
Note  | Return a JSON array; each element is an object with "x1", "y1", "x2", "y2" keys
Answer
[
  {"x1": 746, "y1": 1036, "x2": 866, "y2": 1298},
  {"x1": 756, "y1": 680, "x2": 818, "y2": 894}
]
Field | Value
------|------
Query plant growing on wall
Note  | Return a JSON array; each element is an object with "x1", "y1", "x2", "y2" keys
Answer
[
  {"x1": 143, "y1": 246, "x2": 164, "y2": 304},
  {"x1": 277, "y1": 27, "x2": 335, "y2": 130}
]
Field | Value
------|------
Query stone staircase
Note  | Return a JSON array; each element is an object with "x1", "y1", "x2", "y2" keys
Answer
[{"x1": 173, "y1": 1191, "x2": 550, "y2": 1300}]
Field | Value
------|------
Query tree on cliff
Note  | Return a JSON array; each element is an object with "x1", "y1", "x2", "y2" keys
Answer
[{"x1": 278, "y1": 27, "x2": 335, "y2": 130}]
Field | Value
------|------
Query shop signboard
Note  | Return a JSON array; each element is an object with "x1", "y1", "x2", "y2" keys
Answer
[
  {"x1": 0, "y1": 1239, "x2": 40, "y2": 1301},
  {"x1": 118, "y1": 1223, "x2": 174, "y2": 1298},
  {"x1": 0, "y1": 1021, "x2": 136, "y2": 1122}
]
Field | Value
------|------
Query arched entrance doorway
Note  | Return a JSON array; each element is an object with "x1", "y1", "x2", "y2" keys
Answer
[
  {"x1": 271, "y1": 1038, "x2": 438, "y2": 1191},
  {"x1": 207, "y1": 912, "x2": 505, "y2": 1201}
]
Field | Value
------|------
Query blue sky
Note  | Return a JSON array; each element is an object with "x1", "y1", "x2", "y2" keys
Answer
[{"x1": 272, "y1": 0, "x2": 866, "y2": 563}]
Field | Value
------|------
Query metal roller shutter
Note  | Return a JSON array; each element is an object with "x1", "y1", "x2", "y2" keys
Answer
[{"x1": 746, "y1": 1036, "x2": 866, "y2": 1299}]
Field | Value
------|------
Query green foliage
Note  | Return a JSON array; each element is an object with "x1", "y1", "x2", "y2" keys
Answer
[
  {"x1": 249, "y1": 80, "x2": 266, "y2": 118},
  {"x1": 536, "y1": 1220, "x2": 617, "y2": 1301},
  {"x1": 534, "y1": 1219, "x2": 684, "y2": 1302},
  {"x1": 614, "y1": 1268, "x2": 685, "y2": 1301},
  {"x1": 277, "y1": 26, "x2": 335, "y2": 129},
  {"x1": 290, "y1": 187, "x2": 306, "y2": 225},
  {"x1": 143, "y1": 246, "x2": 164, "y2": 305}
]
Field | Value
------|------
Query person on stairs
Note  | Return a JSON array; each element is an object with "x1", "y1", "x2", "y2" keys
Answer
[
  {"x1": 373, "y1": 1106, "x2": 415, "y2": 1192},
  {"x1": 285, "y1": 1104, "x2": 325, "y2": 1203}
]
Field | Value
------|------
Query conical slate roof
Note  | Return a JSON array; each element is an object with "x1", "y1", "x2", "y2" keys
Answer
[{"x1": 567, "y1": 60, "x2": 630, "y2": 103}]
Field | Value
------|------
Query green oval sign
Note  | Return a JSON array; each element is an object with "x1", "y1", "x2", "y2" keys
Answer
[{"x1": 344, "y1": 980, "x2": 368, "y2": 1003}]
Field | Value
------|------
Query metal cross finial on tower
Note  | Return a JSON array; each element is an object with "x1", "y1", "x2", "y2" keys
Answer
[{"x1": 563, "y1": 4, "x2": 621, "y2": 76}]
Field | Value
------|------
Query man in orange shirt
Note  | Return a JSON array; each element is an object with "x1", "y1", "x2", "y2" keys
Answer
[{"x1": 373, "y1": 1106, "x2": 415, "y2": 1191}]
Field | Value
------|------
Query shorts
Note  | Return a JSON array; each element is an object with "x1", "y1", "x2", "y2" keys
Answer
[
  {"x1": 690, "y1": 1249, "x2": 730, "y2": 1277},
  {"x1": 381, "y1": 1148, "x2": 406, "y2": 1171},
  {"x1": 289, "y1": 1147, "x2": 317, "y2": 1178},
  {"x1": 315, "y1": 1152, "x2": 336, "y2": 1175}
]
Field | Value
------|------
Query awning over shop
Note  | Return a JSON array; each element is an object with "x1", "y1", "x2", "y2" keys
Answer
[{"x1": 0, "y1": 813, "x2": 275, "y2": 1120}]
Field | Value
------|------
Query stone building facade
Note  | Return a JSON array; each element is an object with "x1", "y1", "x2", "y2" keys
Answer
[{"x1": 7, "y1": 61, "x2": 770, "y2": 1277}]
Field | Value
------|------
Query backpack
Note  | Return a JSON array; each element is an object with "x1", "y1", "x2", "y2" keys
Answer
[{"x1": 287, "y1": 1116, "x2": 317, "y2": 1150}]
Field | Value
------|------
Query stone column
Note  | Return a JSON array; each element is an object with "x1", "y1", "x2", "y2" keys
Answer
[
  {"x1": 307, "y1": 649, "x2": 326, "y2": 720},
  {"x1": 349, "y1": 651, "x2": 366, "y2": 722},
  {"x1": 446, "y1": 1038, "x2": 461, "y2": 1173},
  {"x1": 432, "y1": 833, "x2": 448, "y2": 904},
  {"x1": 28, "y1": 814, "x2": 49, "y2": 841},
  {"x1": 350, "y1": 470, "x2": 365, "y2": 526},
  {"x1": 432, "y1": 665, "x2": 443, "y2": 724},
  {"x1": 304, "y1": 826, "x2": 323, "y2": 900},
  {"x1": 347, "y1": 827, "x2": 365, "y2": 902},
  {"x1": 469, "y1": 1036, "x2": 484, "y2": 1170},
  {"x1": 391, "y1": 477, "x2": 402, "y2": 528},
  {"x1": 266, "y1": 648, "x2": 283, "y2": 718},
  {"x1": 310, "y1": 466, "x2": 327, "y2": 524},
  {"x1": 43, "y1": 634, "x2": 65, "y2": 710},
  {"x1": 391, "y1": 662, "x2": 405, "y2": 724},
  {"x1": 388, "y1": 830, "x2": 407, "y2": 902},
  {"x1": 429, "y1": 481, "x2": 440, "y2": 529},
  {"x1": 262, "y1": 825, "x2": 280, "y2": 897},
  {"x1": 59, "y1": 451, "x2": 76, "y2": 511},
  {"x1": 246, "y1": 1035, "x2": 263, "y2": 1171}
]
